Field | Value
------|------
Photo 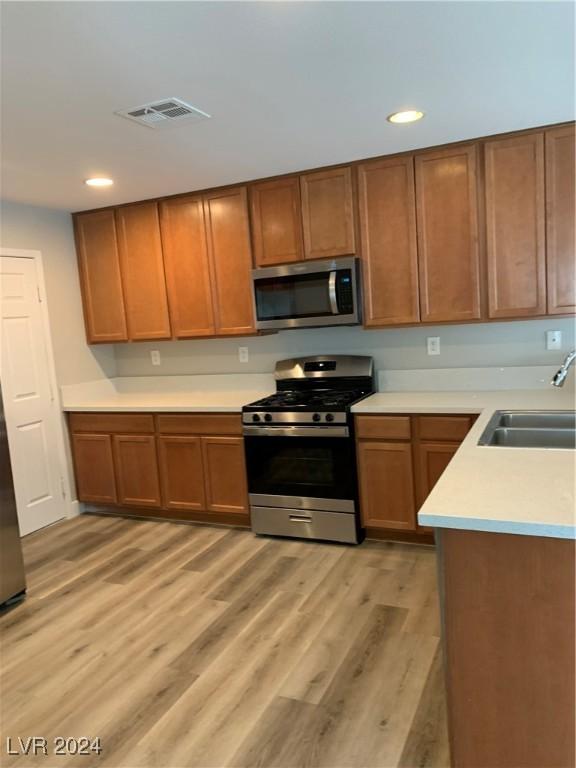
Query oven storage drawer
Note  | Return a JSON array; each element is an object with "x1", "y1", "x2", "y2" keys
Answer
[{"x1": 251, "y1": 506, "x2": 359, "y2": 544}]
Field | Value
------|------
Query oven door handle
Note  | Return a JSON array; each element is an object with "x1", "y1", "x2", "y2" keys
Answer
[
  {"x1": 242, "y1": 426, "x2": 349, "y2": 438},
  {"x1": 328, "y1": 271, "x2": 339, "y2": 315}
]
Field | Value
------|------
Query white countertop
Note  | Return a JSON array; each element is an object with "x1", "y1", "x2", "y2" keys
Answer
[
  {"x1": 353, "y1": 388, "x2": 576, "y2": 540},
  {"x1": 60, "y1": 374, "x2": 275, "y2": 413}
]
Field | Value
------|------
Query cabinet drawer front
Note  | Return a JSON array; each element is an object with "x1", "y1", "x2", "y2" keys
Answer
[
  {"x1": 156, "y1": 413, "x2": 242, "y2": 436},
  {"x1": 69, "y1": 412, "x2": 155, "y2": 434},
  {"x1": 416, "y1": 415, "x2": 474, "y2": 442},
  {"x1": 355, "y1": 415, "x2": 411, "y2": 440},
  {"x1": 251, "y1": 506, "x2": 357, "y2": 544}
]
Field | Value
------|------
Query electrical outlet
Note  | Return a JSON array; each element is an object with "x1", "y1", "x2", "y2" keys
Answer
[
  {"x1": 150, "y1": 350, "x2": 161, "y2": 366},
  {"x1": 427, "y1": 337, "x2": 440, "y2": 356},
  {"x1": 238, "y1": 346, "x2": 249, "y2": 363},
  {"x1": 546, "y1": 330, "x2": 562, "y2": 351}
]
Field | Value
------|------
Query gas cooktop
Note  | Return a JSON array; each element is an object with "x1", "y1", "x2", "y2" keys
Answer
[
  {"x1": 244, "y1": 388, "x2": 368, "y2": 412},
  {"x1": 242, "y1": 355, "x2": 375, "y2": 426}
]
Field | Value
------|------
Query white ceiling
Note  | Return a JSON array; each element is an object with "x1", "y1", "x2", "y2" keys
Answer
[{"x1": 1, "y1": 1, "x2": 574, "y2": 212}]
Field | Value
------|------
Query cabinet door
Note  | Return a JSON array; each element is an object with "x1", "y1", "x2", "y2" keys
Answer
[
  {"x1": 204, "y1": 187, "x2": 256, "y2": 336},
  {"x1": 73, "y1": 210, "x2": 128, "y2": 343},
  {"x1": 159, "y1": 196, "x2": 216, "y2": 337},
  {"x1": 415, "y1": 144, "x2": 482, "y2": 323},
  {"x1": 415, "y1": 441, "x2": 459, "y2": 508},
  {"x1": 113, "y1": 435, "x2": 161, "y2": 508},
  {"x1": 157, "y1": 436, "x2": 205, "y2": 511},
  {"x1": 357, "y1": 441, "x2": 416, "y2": 531},
  {"x1": 71, "y1": 433, "x2": 117, "y2": 504},
  {"x1": 250, "y1": 177, "x2": 304, "y2": 266},
  {"x1": 546, "y1": 125, "x2": 576, "y2": 315},
  {"x1": 115, "y1": 202, "x2": 172, "y2": 340},
  {"x1": 201, "y1": 437, "x2": 248, "y2": 515},
  {"x1": 485, "y1": 132, "x2": 546, "y2": 318},
  {"x1": 358, "y1": 156, "x2": 419, "y2": 325},
  {"x1": 300, "y1": 167, "x2": 356, "y2": 259}
]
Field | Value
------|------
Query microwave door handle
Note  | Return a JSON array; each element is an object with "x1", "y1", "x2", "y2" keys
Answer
[{"x1": 328, "y1": 271, "x2": 339, "y2": 314}]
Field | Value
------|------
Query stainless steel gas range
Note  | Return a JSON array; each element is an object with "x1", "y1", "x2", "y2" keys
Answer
[{"x1": 242, "y1": 355, "x2": 375, "y2": 545}]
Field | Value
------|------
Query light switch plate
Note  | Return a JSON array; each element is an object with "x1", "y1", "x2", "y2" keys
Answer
[
  {"x1": 546, "y1": 330, "x2": 562, "y2": 351},
  {"x1": 427, "y1": 337, "x2": 441, "y2": 356},
  {"x1": 150, "y1": 350, "x2": 161, "y2": 366},
  {"x1": 238, "y1": 347, "x2": 249, "y2": 363}
]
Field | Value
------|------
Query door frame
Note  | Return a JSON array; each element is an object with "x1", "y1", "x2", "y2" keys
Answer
[{"x1": 0, "y1": 247, "x2": 77, "y2": 530}]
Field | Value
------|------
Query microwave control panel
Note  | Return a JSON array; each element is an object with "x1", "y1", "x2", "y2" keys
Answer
[{"x1": 336, "y1": 270, "x2": 354, "y2": 313}]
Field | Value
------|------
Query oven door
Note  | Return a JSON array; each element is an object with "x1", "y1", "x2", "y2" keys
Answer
[
  {"x1": 252, "y1": 258, "x2": 360, "y2": 330},
  {"x1": 243, "y1": 427, "x2": 358, "y2": 513}
]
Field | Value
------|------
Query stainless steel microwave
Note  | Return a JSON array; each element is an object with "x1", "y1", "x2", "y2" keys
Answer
[{"x1": 252, "y1": 257, "x2": 361, "y2": 331}]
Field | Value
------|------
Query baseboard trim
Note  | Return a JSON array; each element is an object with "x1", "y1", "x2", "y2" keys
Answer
[
  {"x1": 67, "y1": 499, "x2": 81, "y2": 519},
  {"x1": 365, "y1": 527, "x2": 435, "y2": 546},
  {"x1": 82, "y1": 505, "x2": 250, "y2": 529}
]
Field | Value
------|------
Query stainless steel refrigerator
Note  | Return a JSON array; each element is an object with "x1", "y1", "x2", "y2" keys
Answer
[{"x1": 0, "y1": 383, "x2": 26, "y2": 606}]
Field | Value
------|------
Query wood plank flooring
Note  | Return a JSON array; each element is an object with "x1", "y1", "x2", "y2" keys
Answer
[{"x1": 0, "y1": 515, "x2": 449, "y2": 768}]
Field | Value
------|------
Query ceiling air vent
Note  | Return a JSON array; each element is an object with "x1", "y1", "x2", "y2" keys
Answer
[{"x1": 115, "y1": 98, "x2": 211, "y2": 129}]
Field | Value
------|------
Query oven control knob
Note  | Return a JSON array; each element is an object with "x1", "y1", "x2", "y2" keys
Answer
[
  {"x1": 312, "y1": 413, "x2": 321, "y2": 422},
  {"x1": 264, "y1": 413, "x2": 272, "y2": 422},
  {"x1": 252, "y1": 414, "x2": 261, "y2": 423},
  {"x1": 325, "y1": 413, "x2": 334, "y2": 422}
]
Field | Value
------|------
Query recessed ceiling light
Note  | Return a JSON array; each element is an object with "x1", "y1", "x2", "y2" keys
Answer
[
  {"x1": 387, "y1": 110, "x2": 425, "y2": 124},
  {"x1": 84, "y1": 177, "x2": 114, "y2": 187}
]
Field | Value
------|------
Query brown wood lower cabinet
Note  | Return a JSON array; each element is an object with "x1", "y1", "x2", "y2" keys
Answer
[
  {"x1": 356, "y1": 413, "x2": 476, "y2": 540},
  {"x1": 113, "y1": 435, "x2": 162, "y2": 508},
  {"x1": 415, "y1": 442, "x2": 459, "y2": 508},
  {"x1": 71, "y1": 433, "x2": 117, "y2": 504},
  {"x1": 201, "y1": 437, "x2": 249, "y2": 515},
  {"x1": 68, "y1": 412, "x2": 249, "y2": 525},
  {"x1": 157, "y1": 436, "x2": 206, "y2": 511},
  {"x1": 357, "y1": 441, "x2": 416, "y2": 531}
]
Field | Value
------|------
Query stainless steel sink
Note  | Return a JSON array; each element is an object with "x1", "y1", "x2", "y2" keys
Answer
[{"x1": 478, "y1": 411, "x2": 576, "y2": 449}]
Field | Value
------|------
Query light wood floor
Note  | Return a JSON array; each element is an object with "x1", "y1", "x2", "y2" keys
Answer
[{"x1": 0, "y1": 515, "x2": 449, "y2": 768}]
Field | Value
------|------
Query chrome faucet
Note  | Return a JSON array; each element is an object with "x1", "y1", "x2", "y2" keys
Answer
[{"x1": 552, "y1": 350, "x2": 576, "y2": 387}]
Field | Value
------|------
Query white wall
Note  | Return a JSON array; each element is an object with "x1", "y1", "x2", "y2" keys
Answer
[
  {"x1": 0, "y1": 200, "x2": 116, "y2": 385},
  {"x1": 114, "y1": 317, "x2": 576, "y2": 377}
]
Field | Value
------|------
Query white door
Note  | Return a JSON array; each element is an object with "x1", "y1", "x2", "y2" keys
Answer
[{"x1": 0, "y1": 255, "x2": 65, "y2": 535}]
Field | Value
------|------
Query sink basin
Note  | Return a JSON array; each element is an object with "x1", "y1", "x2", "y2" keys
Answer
[
  {"x1": 478, "y1": 411, "x2": 576, "y2": 449},
  {"x1": 496, "y1": 411, "x2": 576, "y2": 430}
]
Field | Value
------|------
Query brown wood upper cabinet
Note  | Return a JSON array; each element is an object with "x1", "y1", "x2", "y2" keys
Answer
[
  {"x1": 484, "y1": 132, "x2": 546, "y2": 318},
  {"x1": 300, "y1": 167, "x2": 356, "y2": 259},
  {"x1": 250, "y1": 177, "x2": 304, "y2": 266},
  {"x1": 115, "y1": 202, "x2": 172, "y2": 340},
  {"x1": 415, "y1": 144, "x2": 482, "y2": 323},
  {"x1": 358, "y1": 155, "x2": 419, "y2": 325},
  {"x1": 545, "y1": 124, "x2": 576, "y2": 315},
  {"x1": 204, "y1": 187, "x2": 256, "y2": 336},
  {"x1": 74, "y1": 210, "x2": 128, "y2": 343},
  {"x1": 159, "y1": 188, "x2": 255, "y2": 338},
  {"x1": 251, "y1": 167, "x2": 356, "y2": 266},
  {"x1": 159, "y1": 195, "x2": 216, "y2": 338}
]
